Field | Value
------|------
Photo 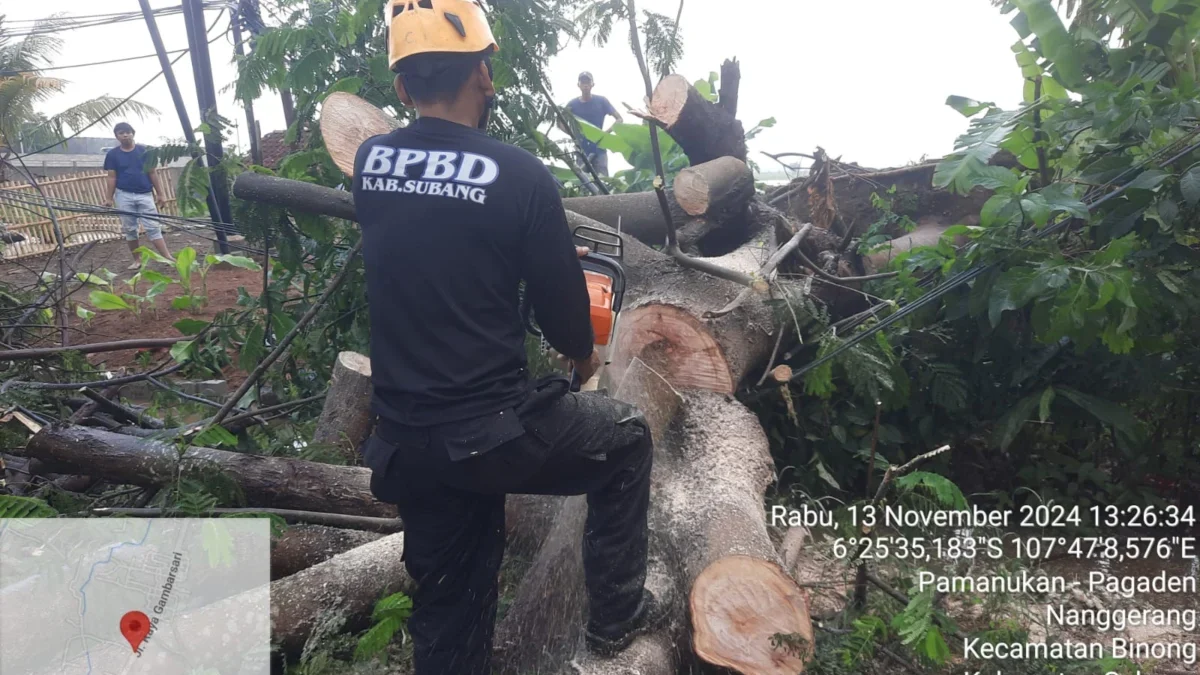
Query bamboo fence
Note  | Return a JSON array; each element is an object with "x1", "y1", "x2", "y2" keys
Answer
[{"x1": 0, "y1": 168, "x2": 184, "y2": 261}]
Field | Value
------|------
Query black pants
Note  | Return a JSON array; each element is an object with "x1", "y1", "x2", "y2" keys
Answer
[{"x1": 362, "y1": 378, "x2": 653, "y2": 675}]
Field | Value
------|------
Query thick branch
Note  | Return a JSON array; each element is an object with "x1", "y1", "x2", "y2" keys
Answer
[{"x1": 0, "y1": 338, "x2": 186, "y2": 361}]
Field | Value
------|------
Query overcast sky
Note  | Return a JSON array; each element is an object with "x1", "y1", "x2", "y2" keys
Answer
[{"x1": 7, "y1": 1, "x2": 1026, "y2": 173}]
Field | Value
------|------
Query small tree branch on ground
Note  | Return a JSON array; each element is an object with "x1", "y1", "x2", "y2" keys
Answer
[
  {"x1": 92, "y1": 506, "x2": 404, "y2": 533},
  {"x1": 0, "y1": 338, "x2": 187, "y2": 362}
]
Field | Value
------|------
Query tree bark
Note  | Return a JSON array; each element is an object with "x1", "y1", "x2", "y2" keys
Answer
[
  {"x1": 718, "y1": 58, "x2": 741, "y2": 117},
  {"x1": 861, "y1": 221, "x2": 969, "y2": 273},
  {"x1": 270, "y1": 531, "x2": 412, "y2": 657},
  {"x1": 310, "y1": 351, "x2": 374, "y2": 462},
  {"x1": 17, "y1": 425, "x2": 397, "y2": 518},
  {"x1": 270, "y1": 524, "x2": 383, "y2": 580},
  {"x1": 648, "y1": 74, "x2": 748, "y2": 165}
]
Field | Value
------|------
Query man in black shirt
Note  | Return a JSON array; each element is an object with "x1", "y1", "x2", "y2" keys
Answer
[{"x1": 355, "y1": 2, "x2": 662, "y2": 673}]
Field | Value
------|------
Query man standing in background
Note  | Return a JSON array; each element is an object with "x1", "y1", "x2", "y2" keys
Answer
[
  {"x1": 564, "y1": 71, "x2": 623, "y2": 178},
  {"x1": 103, "y1": 122, "x2": 173, "y2": 269}
]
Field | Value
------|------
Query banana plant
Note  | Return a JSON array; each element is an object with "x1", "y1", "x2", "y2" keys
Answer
[{"x1": 171, "y1": 246, "x2": 262, "y2": 313}]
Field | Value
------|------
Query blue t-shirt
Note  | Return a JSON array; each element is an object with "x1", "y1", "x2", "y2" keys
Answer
[
  {"x1": 104, "y1": 145, "x2": 154, "y2": 194},
  {"x1": 566, "y1": 96, "x2": 617, "y2": 154}
]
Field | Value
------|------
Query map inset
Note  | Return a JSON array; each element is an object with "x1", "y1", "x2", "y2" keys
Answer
[{"x1": 0, "y1": 518, "x2": 271, "y2": 675}]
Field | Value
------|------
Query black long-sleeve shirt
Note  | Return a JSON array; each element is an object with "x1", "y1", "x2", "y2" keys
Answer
[{"x1": 353, "y1": 117, "x2": 594, "y2": 427}]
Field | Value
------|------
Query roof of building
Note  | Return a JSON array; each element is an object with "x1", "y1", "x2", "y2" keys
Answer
[{"x1": 258, "y1": 130, "x2": 306, "y2": 169}]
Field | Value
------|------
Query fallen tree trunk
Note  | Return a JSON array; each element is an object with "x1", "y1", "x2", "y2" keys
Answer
[
  {"x1": 310, "y1": 351, "x2": 374, "y2": 462},
  {"x1": 271, "y1": 531, "x2": 412, "y2": 657},
  {"x1": 270, "y1": 524, "x2": 383, "y2": 580},
  {"x1": 564, "y1": 156, "x2": 756, "y2": 252},
  {"x1": 17, "y1": 425, "x2": 397, "y2": 517},
  {"x1": 494, "y1": 213, "x2": 813, "y2": 674},
  {"x1": 647, "y1": 74, "x2": 748, "y2": 165}
]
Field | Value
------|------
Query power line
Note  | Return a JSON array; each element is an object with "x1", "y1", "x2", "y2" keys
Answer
[
  {"x1": 1, "y1": 4, "x2": 224, "y2": 38},
  {"x1": 0, "y1": 50, "x2": 188, "y2": 76}
]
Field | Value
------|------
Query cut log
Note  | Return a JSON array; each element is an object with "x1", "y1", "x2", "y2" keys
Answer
[
  {"x1": 692, "y1": 556, "x2": 814, "y2": 673},
  {"x1": 310, "y1": 351, "x2": 374, "y2": 462},
  {"x1": 673, "y1": 156, "x2": 755, "y2": 219},
  {"x1": 320, "y1": 91, "x2": 401, "y2": 176},
  {"x1": 270, "y1": 524, "x2": 383, "y2": 580},
  {"x1": 16, "y1": 425, "x2": 397, "y2": 518},
  {"x1": 647, "y1": 74, "x2": 747, "y2": 165}
]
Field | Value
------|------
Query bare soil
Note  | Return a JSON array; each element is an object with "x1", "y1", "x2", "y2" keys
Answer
[{"x1": 0, "y1": 229, "x2": 265, "y2": 379}]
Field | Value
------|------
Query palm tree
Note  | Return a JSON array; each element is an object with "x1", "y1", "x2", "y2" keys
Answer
[{"x1": 0, "y1": 15, "x2": 159, "y2": 156}]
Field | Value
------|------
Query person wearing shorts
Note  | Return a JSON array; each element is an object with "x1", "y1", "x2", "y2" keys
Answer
[{"x1": 103, "y1": 122, "x2": 173, "y2": 269}]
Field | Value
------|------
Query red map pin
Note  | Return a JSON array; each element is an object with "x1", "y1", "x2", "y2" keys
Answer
[{"x1": 120, "y1": 611, "x2": 151, "y2": 653}]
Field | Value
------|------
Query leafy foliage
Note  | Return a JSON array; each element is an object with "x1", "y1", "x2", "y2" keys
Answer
[
  {"x1": 354, "y1": 592, "x2": 413, "y2": 663},
  {"x1": 0, "y1": 495, "x2": 57, "y2": 518}
]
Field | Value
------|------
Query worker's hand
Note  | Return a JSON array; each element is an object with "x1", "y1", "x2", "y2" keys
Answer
[
  {"x1": 103, "y1": 197, "x2": 114, "y2": 208},
  {"x1": 571, "y1": 350, "x2": 602, "y2": 385},
  {"x1": 155, "y1": 196, "x2": 166, "y2": 210},
  {"x1": 576, "y1": 246, "x2": 590, "y2": 258}
]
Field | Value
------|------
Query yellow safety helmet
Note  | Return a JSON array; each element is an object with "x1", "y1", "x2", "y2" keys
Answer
[{"x1": 386, "y1": 0, "x2": 498, "y2": 72}]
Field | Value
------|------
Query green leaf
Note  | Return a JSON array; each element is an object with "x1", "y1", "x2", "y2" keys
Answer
[
  {"x1": 89, "y1": 291, "x2": 132, "y2": 311},
  {"x1": 946, "y1": 95, "x2": 994, "y2": 117},
  {"x1": 174, "y1": 318, "x2": 209, "y2": 335},
  {"x1": 981, "y1": 194, "x2": 1020, "y2": 228},
  {"x1": 923, "y1": 626, "x2": 951, "y2": 665},
  {"x1": 0, "y1": 495, "x2": 58, "y2": 518},
  {"x1": 1039, "y1": 387, "x2": 1055, "y2": 422},
  {"x1": 1091, "y1": 280, "x2": 1116, "y2": 309},
  {"x1": 1125, "y1": 169, "x2": 1170, "y2": 192},
  {"x1": 693, "y1": 78, "x2": 715, "y2": 101},
  {"x1": 372, "y1": 591, "x2": 414, "y2": 621},
  {"x1": 194, "y1": 425, "x2": 239, "y2": 448},
  {"x1": 354, "y1": 616, "x2": 403, "y2": 662},
  {"x1": 814, "y1": 459, "x2": 841, "y2": 490},
  {"x1": 140, "y1": 269, "x2": 174, "y2": 286},
  {"x1": 993, "y1": 392, "x2": 1041, "y2": 450},
  {"x1": 212, "y1": 255, "x2": 262, "y2": 271},
  {"x1": 75, "y1": 272, "x2": 109, "y2": 287},
  {"x1": 1157, "y1": 270, "x2": 1184, "y2": 294},
  {"x1": 755, "y1": 117, "x2": 777, "y2": 128},
  {"x1": 172, "y1": 297, "x2": 194, "y2": 310},
  {"x1": 1040, "y1": 183, "x2": 1089, "y2": 219},
  {"x1": 988, "y1": 271, "x2": 1031, "y2": 326},
  {"x1": 170, "y1": 340, "x2": 195, "y2": 363},
  {"x1": 975, "y1": 166, "x2": 1020, "y2": 191},
  {"x1": 934, "y1": 109, "x2": 1018, "y2": 193},
  {"x1": 1180, "y1": 164, "x2": 1200, "y2": 205},
  {"x1": 75, "y1": 305, "x2": 95, "y2": 321},
  {"x1": 176, "y1": 247, "x2": 197, "y2": 286},
  {"x1": 240, "y1": 324, "x2": 266, "y2": 372},
  {"x1": 324, "y1": 77, "x2": 364, "y2": 98},
  {"x1": 1057, "y1": 388, "x2": 1139, "y2": 438},
  {"x1": 896, "y1": 471, "x2": 968, "y2": 509},
  {"x1": 1153, "y1": 0, "x2": 1180, "y2": 12},
  {"x1": 1012, "y1": 0, "x2": 1085, "y2": 89}
]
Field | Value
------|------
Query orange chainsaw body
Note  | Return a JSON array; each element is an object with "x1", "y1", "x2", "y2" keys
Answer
[{"x1": 585, "y1": 269, "x2": 617, "y2": 346}]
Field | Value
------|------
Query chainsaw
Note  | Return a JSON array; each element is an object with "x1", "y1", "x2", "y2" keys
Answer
[{"x1": 522, "y1": 225, "x2": 625, "y2": 392}]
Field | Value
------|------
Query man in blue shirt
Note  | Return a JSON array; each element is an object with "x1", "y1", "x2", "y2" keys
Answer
[
  {"x1": 564, "y1": 71, "x2": 623, "y2": 179},
  {"x1": 103, "y1": 122, "x2": 173, "y2": 269}
]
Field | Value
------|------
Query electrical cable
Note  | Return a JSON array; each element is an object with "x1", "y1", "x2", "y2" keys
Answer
[
  {"x1": 0, "y1": 50, "x2": 189, "y2": 76},
  {"x1": 1, "y1": 4, "x2": 225, "y2": 38},
  {"x1": 6, "y1": 10, "x2": 230, "y2": 160},
  {"x1": 749, "y1": 130, "x2": 1200, "y2": 397}
]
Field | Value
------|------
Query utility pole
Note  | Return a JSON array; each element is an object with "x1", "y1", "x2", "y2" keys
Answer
[
  {"x1": 231, "y1": 4, "x2": 262, "y2": 166},
  {"x1": 138, "y1": 0, "x2": 223, "y2": 241},
  {"x1": 180, "y1": 0, "x2": 234, "y2": 253}
]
